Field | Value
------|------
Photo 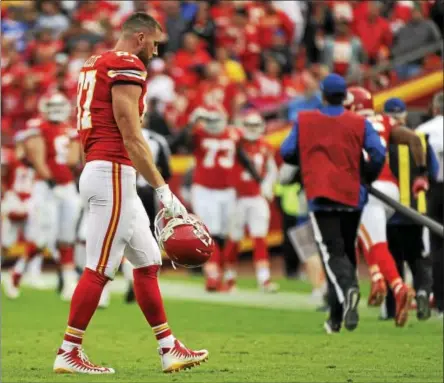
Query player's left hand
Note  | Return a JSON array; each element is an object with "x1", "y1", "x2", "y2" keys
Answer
[
  {"x1": 412, "y1": 175, "x2": 429, "y2": 198},
  {"x1": 156, "y1": 184, "x2": 187, "y2": 218}
]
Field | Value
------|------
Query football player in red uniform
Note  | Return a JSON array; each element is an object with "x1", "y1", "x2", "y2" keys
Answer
[
  {"x1": 1, "y1": 140, "x2": 37, "y2": 299},
  {"x1": 223, "y1": 111, "x2": 279, "y2": 292},
  {"x1": 53, "y1": 13, "x2": 208, "y2": 375},
  {"x1": 187, "y1": 104, "x2": 263, "y2": 292},
  {"x1": 345, "y1": 86, "x2": 428, "y2": 326},
  {"x1": 22, "y1": 93, "x2": 82, "y2": 302}
]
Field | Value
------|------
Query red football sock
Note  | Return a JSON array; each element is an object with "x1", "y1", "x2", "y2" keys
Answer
[
  {"x1": 253, "y1": 238, "x2": 269, "y2": 263},
  {"x1": 59, "y1": 246, "x2": 74, "y2": 266},
  {"x1": 133, "y1": 265, "x2": 172, "y2": 340},
  {"x1": 210, "y1": 241, "x2": 222, "y2": 267},
  {"x1": 12, "y1": 272, "x2": 22, "y2": 288},
  {"x1": 369, "y1": 243, "x2": 402, "y2": 289},
  {"x1": 64, "y1": 268, "x2": 109, "y2": 345},
  {"x1": 223, "y1": 239, "x2": 239, "y2": 265}
]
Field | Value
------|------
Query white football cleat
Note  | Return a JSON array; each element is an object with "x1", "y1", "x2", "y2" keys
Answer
[
  {"x1": 259, "y1": 280, "x2": 279, "y2": 294},
  {"x1": 3, "y1": 274, "x2": 20, "y2": 299},
  {"x1": 159, "y1": 339, "x2": 209, "y2": 373},
  {"x1": 53, "y1": 347, "x2": 115, "y2": 374}
]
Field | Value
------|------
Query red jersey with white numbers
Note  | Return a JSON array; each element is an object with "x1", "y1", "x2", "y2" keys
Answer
[
  {"x1": 76, "y1": 51, "x2": 148, "y2": 166},
  {"x1": 24, "y1": 118, "x2": 77, "y2": 185},
  {"x1": 367, "y1": 113, "x2": 398, "y2": 184},
  {"x1": 235, "y1": 137, "x2": 273, "y2": 197},
  {"x1": 2, "y1": 151, "x2": 35, "y2": 201},
  {"x1": 192, "y1": 125, "x2": 242, "y2": 189}
]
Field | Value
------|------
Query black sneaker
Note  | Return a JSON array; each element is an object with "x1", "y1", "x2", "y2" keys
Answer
[
  {"x1": 343, "y1": 287, "x2": 360, "y2": 331},
  {"x1": 416, "y1": 291, "x2": 431, "y2": 321},
  {"x1": 125, "y1": 282, "x2": 135, "y2": 303},
  {"x1": 324, "y1": 319, "x2": 341, "y2": 334}
]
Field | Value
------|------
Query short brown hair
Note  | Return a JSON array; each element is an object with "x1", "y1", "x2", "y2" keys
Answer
[{"x1": 122, "y1": 12, "x2": 162, "y2": 34}]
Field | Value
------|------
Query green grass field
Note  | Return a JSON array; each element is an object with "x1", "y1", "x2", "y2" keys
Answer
[{"x1": 2, "y1": 275, "x2": 443, "y2": 383}]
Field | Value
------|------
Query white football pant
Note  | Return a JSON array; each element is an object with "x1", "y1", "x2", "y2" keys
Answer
[
  {"x1": 358, "y1": 180, "x2": 400, "y2": 251},
  {"x1": 1, "y1": 191, "x2": 31, "y2": 248},
  {"x1": 26, "y1": 181, "x2": 82, "y2": 254},
  {"x1": 191, "y1": 184, "x2": 235, "y2": 237},
  {"x1": 80, "y1": 161, "x2": 162, "y2": 279},
  {"x1": 229, "y1": 195, "x2": 270, "y2": 241}
]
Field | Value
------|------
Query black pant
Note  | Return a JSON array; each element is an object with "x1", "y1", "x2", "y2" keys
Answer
[
  {"x1": 282, "y1": 213, "x2": 301, "y2": 277},
  {"x1": 428, "y1": 182, "x2": 444, "y2": 311},
  {"x1": 385, "y1": 224, "x2": 433, "y2": 317},
  {"x1": 137, "y1": 186, "x2": 156, "y2": 234},
  {"x1": 311, "y1": 210, "x2": 362, "y2": 322}
]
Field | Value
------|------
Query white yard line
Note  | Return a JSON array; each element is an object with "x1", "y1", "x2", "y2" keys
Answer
[{"x1": 3, "y1": 272, "x2": 378, "y2": 316}]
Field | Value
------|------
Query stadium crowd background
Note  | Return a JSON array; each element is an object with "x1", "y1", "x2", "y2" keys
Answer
[
  {"x1": 1, "y1": 0, "x2": 443, "y2": 280},
  {"x1": 2, "y1": 0, "x2": 443, "y2": 145}
]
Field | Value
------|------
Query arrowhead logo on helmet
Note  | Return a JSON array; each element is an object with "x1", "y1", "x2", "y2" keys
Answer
[{"x1": 155, "y1": 210, "x2": 214, "y2": 268}]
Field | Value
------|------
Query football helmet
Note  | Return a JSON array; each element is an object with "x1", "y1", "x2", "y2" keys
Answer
[
  {"x1": 241, "y1": 110, "x2": 265, "y2": 141},
  {"x1": 344, "y1": 86, "x2": 374, "y2": 117},
  {"x1": 39, "y1": 93, "x2": 71, "y2": 123},
  {"x1": 154, "y1": 209, "x2": 214, "y2": 268},
  {"x1": 189, "y1": 105, "x2": 227, "y2": 134}
]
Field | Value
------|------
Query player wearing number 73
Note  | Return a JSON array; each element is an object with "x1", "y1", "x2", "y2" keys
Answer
[{"x1": 53, "y1": 13, "x2": 209, "y2": 375}]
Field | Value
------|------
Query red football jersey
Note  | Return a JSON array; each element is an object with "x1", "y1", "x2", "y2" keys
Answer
[
  {"x1": 235, "y1": 138, "x2": 273, "y2": 197},
  {"x1": 24, "y1": 118, "x2": 77, "y2": 185},
  {"x1": 76, "y1": 51, "x2": 148, "y2": 166},
  {"x1": 367, "y1": 114, "x2": 398, "y2": 184},
  {"x1": 192, "y1": 125, "x2": 242, "y2": 189},
  {"x1": 2, "y1": 152, "x2": 35, "y2": 201}
]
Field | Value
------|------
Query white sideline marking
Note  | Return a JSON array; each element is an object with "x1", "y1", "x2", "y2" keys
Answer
[{"x1": 2, "y1": 272, "x2": 318, "y2": 311}]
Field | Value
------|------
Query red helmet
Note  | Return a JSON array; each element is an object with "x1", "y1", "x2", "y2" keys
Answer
[
  {"x1": 344, "y1": 86, "x2": 374, "y2": 116},
  {"x1": 155, "y1": 211, "x2": 214, "y2": 268}
]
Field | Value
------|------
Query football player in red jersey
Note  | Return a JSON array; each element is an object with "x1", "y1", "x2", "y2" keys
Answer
[
  {"x1": 345, "y1": 86, "x2": 428, "y2": 327},
  {"x1": 53, "y1": 13, "x2": 208, "y2": 375},
  {"x1": 21, "y1": 93, "x2": 82, "y2": 302},
  {"x1": 186, "y1": 104, "x2": 263, "y2": 292},
  {"x1": 1, "y1": 140, "x2": 37, "y2": 299},
  {"x1": 223, "y1": 111, "x2": 279, "y2": 292}
]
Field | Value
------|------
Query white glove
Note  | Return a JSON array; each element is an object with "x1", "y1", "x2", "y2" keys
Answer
[
  {"x1": 155, "y1": 184, "x2": 187, "y2": 218},
  {"x1": 260, "y1": 180, "x2": 274, "y2": 202}
]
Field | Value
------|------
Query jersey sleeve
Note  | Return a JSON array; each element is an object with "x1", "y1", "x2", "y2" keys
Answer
[{"x1": 107, "y1": 52, "x2": 148, "y2": 87}]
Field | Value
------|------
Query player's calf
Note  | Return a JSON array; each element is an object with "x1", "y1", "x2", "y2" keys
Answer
[{"x1": 253, "y1": 238, "x2": 279, "y2": 293}]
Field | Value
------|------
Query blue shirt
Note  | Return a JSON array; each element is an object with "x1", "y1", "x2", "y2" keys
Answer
[
  {"x1": 287, "y1": 92, "x2": 323, "y2": 122},
  {"x1": 280, "y1": 105, "x2": 386, "y2": 211},
  {"x1": 1, "y1": 19, "x2": 28, "y2": 52}
]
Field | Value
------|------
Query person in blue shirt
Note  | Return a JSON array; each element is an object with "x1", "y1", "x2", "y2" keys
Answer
[
  {"x1": 280, "y1": 73, "x2": 386, "y2": 334},
  {"x1": 281, "y1": 75, "x2": 386, "y2": 212}
]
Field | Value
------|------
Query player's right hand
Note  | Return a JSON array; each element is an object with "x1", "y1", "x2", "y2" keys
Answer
[{"x1": 155, "y1": 184, "x2": 187, "y2": 218}]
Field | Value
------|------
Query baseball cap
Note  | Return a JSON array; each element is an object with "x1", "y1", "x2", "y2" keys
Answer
[
  {"x1": 321, "y1": 73, "x2": 347, "y2": 95},
  {"x1": 384, "y1": 98, "x2": 406, "y2": 114}
]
